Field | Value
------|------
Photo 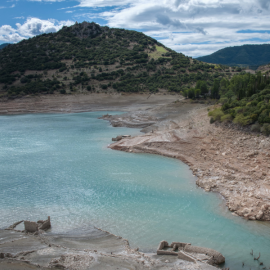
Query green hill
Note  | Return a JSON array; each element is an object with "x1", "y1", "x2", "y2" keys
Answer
[
  {"x1": 0, "y1": 21, "x2": 230, "y2": 99},
  {"x1": 197, "y1": 44, "x2": 270, "y2": 68},
  {"x1": 0, "y1": 43, "x2": 9, "y2": 50}
]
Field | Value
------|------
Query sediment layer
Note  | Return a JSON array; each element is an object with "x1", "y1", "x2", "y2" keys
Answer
[{"x1": 0, "y1": 224, "x2": 217, "y2": 270}]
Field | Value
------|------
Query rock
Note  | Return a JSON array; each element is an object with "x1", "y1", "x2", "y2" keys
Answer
[
  {"x1": 112, "y1": 135, "x2": 123, "y2": 141},
  {"x1": 256, "y1": 210, "x2": 264, "y2": 220},
  {"x1": 0, "y1": 253, "x2": 4, "y2": 259}
]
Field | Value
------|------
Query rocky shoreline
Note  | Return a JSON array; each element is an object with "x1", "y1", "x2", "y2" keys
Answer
[{"x1": 105, "y1": 99, "x2": 270, "y2": 221}]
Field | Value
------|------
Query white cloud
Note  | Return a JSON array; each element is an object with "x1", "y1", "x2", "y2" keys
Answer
[
  {"x1": 2, "y1": 0, "x2": 270, "y2": 57},
  {"x1": 28, "y1": 0, "x2": 65, "y2": 2},
  {"x1": 10, "y1": 4, "x2": 15, "y2": 7},
  {"x1": 0, "y1": 17, "x2": 74, "y2": 43},
  {"x1": 74, "y1": 0, "x2": 270, "y2": 57}
]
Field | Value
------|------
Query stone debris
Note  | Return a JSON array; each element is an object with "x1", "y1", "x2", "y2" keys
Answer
[
  {"x1": 24, "y1": 221, "x2": 38, "y2": 233},
  {"x1": 0, "y1": 220, "x2": 219, "y2": 270},
  {"x1": 22, "y1": 217, "x2": 51, "y2": 233},
  {"x1": 157, "y1": 241, "x2": 225, "y2": 266}
]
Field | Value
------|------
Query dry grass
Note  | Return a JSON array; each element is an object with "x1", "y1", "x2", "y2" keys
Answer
[{"x1": 148, "y1": 45, "x2": 170, "y2": 60}]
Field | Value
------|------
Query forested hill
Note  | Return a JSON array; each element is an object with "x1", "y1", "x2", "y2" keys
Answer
[
  {"x1": 0, "y1": 21, "x2": 232, "y2": 99},
  {"x1": 0, "y1": 43, "x2": 9, "y2": 50},
  {"x1": 197, "y1": 44, "x2": 270, "y2": 67}
]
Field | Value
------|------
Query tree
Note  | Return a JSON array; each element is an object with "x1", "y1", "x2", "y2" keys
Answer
[
  {"x1": 195, "y1": 89, "x2": 201, "y2": 98},
  {"x1": 195, "y1": 80, "x2": 202, "y2": 90},
  {"x1": 225, "y1": 89, "x2": 234, "y2": 102},
  {"x1": 211, "y1": 79, "x2": 220, "y2": 99},
  {"x1": 200, "y1": 81, "x2": 208, "y2": 95}
]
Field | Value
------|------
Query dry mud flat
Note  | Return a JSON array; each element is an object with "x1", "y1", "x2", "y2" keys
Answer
[
  {"x1": 107, "y1": 99, "x2": 270, "y2": 221},
  {"x1": 0, "y1": 226, "x2": 218, "y2": 270},
  {"x1": 0, "y1": 93, "x2": 179, "y2": 115}
]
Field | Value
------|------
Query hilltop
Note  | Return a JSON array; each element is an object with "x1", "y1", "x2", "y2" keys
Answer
[
  {"x1": 197, "y1": 44, "x2": 270, "y2": 68},
  {"x1": 0, "y1": 21, "x2": 232, "y2": 99}
]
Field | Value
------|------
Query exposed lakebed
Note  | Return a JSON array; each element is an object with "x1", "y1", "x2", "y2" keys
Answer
[{"x1": 0, "y1": 112, "x2": 269, "y2": 269}]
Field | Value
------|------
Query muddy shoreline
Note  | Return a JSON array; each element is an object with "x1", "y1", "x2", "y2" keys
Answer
[
  {"x1": 106, "y1": 99, "x2": 270, "y2": 222},
  {"x1": 0, "y1": 93, "x2": 180, "y2": 115}
]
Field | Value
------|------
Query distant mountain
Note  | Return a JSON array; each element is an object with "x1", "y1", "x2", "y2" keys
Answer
[
  {"x1": 0, "y1": 43, "x2": 10, "y2": 50},
  {"x1": 197, "y1": 44, "x2": 270, "y2": 67}
]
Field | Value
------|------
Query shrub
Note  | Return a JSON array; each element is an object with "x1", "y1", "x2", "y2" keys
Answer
[
  {"x1": 210, "y1": 117, "x2": 215, "y2": 124},
  {"x1": 251, "y1": 122, "x2": 261, "y2": 132},
  {"x1": 221, "y1": 114, "x2": 232, "y2": 122},
  {"x1": 233, "y1": 114, "x2": 252, "y2": 126},
  {"x1": 208, "y1": 108, "x2": 224, "y2": 121},
  {"x1": 60, "y1": 89, "x2": 66, "y2": 94},
  {"x1": 220, "y1": 97, "x2": 228, "y2": 105},
  {"x1": 261, "y1": 123, "x2": 270, "y2": 136}
]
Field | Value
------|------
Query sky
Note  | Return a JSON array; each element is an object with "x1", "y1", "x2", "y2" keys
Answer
[{"x1": 0, "y1": 0, "x2": 270, "y2": 57}]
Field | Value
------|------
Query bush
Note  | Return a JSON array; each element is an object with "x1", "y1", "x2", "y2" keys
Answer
[
  {"x1": 220, "y1": 114, "x2": 232, "y2": 122},
  {"x1": 208, "y1": 108, "x2": 224, "y2": 121},
  {"x1": 60, "y1": 89, "x2": 66, "y2": 94},
  {"x1": 87, "y1": 86, "x2": 91, "y2": 91},
  {"x1": 251, "y1": 122, "x2": 261, "y2": 132},
  {"x1": 210, "y1": 117, "x2": 215, "y2": 124},
  {"x1": 261, "y1": 123, "x2": 270, "y2": 136},
  {"x1": 20, "y1": 77, "x2": 29, "y2": 83},
  {"x1": 233, "y1": 114, "x2": 252, "y2": 126}
]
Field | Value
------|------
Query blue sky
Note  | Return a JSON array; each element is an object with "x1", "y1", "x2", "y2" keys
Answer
[{"x1": 1, "y1": 0, "x2": 270, "y2": 57}]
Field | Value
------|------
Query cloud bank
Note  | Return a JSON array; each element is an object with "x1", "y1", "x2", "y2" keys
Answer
[
  {"x1": 1, "y1": 0, "x2": 270, "y2": 57},
  {"x1": 77, "y1": 0, "x2": 270, "y2": 57},
  {"x1": 0, "y1": 17, "x2": 74, "y2": 43}
]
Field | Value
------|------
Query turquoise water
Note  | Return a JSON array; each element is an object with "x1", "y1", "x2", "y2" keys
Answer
[{"x1": 0, "y1": 112, "x2": 270, "y2": 269}]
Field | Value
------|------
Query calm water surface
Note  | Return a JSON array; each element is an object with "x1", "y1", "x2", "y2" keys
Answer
[{"x1": 0, "y1": 112, "x2": 270, "y2": 269}]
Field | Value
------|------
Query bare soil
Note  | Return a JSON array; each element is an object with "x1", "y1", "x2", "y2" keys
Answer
[
  {"x1": 107, "y1": 99, "x2": 270, "y2": 221},
  {"x1": 0, "y1": 93, "x2": 180, "y2": 115}
]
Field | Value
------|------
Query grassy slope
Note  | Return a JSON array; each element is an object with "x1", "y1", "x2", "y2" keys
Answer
[{"x1": 0, "y1": 22, "x2": 234, "y2": 99}]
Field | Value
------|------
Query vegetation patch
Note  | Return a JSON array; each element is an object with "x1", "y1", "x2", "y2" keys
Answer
[
  {"x1": 148, "y1": 45, "x2": 169, "y2": 60},
  {"x1": 208, "y1": 71, "x2": 270, "y2": 134}
]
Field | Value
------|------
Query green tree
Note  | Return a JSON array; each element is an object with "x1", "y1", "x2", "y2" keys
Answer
[
  {"x1": 211, "y1": 79, "x2": 220, "y2": 99},
  {"x1": 200, "y1": 81, "x2": 208, "y2": 95},
  {"x1": 195, "y1": 89, "x2": 201, "y2": 98}
]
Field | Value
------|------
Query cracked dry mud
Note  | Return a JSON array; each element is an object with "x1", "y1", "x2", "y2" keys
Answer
[{"x1": 106, "y1": 99, "x2": 270, "y2": 221}]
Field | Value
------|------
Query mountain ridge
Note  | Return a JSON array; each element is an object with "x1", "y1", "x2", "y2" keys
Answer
[
  {"x1": 197, "y1": 44, "x2": 270, "y2": 67},
  {"x1": 0, "y1": 43, "x2": 10, "y2": 50}
]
